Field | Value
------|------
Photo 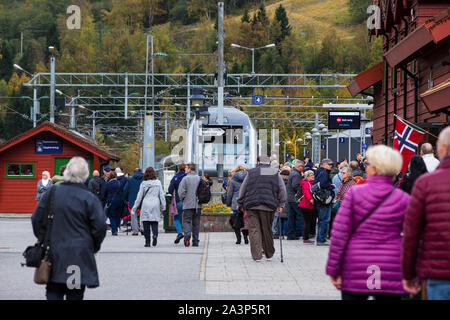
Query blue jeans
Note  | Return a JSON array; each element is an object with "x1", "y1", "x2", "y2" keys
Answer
[
  {"x1": 173, "y1": 201, "x2": 183, "y2": 234},
  {"x1": 427, "y1": 279, "x2": 450, "y2": 300},
  {"x1": 272, "y1": 216, "x2": 288, "y2": 236},
  {"x1": 108, "y1": 199, "x2": 123, "y2": 233},
  {"x1": 316, "y1": 205, "x2": 331, "y2": 243},
  {"x1": 287, "y1": 202, "x2": 304, "y2": 239}
]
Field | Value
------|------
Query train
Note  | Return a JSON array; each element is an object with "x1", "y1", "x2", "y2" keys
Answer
[{"x1": 185, "y1": 105, "x2": 258, "y2": 177}]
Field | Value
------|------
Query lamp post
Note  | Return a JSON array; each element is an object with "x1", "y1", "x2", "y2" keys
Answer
[
  {"x1": 190, "y1": 87, "x2": 206, "y2": 174},
  {"x1": 230, "y1": 43, "x2": 275, "y2": 74},
  {"x1": 49, "y1": 46, "x2": 56, "y2": 123},
  {"x1": 294, "y1": 138, "x2": 302, "y2": 159}
]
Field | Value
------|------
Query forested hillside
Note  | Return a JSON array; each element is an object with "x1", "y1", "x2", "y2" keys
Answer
[{"x1": 0, "y1": 0, "x2": 379, "y2": 168}]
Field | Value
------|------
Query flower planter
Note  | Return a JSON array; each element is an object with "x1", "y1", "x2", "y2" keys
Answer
[{"x1": 200, "y1": 212, "x2": 234, "y2": 232}]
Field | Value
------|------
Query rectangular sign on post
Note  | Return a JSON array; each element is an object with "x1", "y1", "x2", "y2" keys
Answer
[{"x1": 328, "y1": 111, "x2": 361, "y2": 130}]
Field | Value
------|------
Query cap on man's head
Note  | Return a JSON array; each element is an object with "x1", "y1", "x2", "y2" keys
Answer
[{"x1": 104, "y1": 165, "x2": 112, "y2": 172}]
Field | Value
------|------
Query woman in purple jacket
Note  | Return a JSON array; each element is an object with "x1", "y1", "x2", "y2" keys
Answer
[{"x1": 326, "y1": 145, "x2": 410, "y2": 300}]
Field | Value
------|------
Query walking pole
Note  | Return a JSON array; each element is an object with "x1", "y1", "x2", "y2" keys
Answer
[{"x1": 278, "y1": 211, "x2": 284, "y2": 263}]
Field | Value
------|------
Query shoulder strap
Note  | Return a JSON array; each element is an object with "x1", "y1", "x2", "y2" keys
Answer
[
  {"x1": 42, "y1": 186, "x2": 56, "y2": 258},
  {"x1": 350, "y1": 187, "x2": 396, "y2": 235}
]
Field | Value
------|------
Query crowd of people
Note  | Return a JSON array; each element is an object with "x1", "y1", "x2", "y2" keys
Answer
[{"x1": 31, "y1": 125, "x2": 450, "y2": 300}]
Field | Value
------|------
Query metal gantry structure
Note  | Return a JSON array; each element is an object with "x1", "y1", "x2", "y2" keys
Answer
[{"x1": 22, "y1": 71, "x2": 373, "y2": 168}]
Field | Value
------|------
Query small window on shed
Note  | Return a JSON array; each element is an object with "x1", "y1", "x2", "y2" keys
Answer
[
  {"x1": 7, "y1": 164, "x2": 20, "y2": 176},
  {"x1": 6, "y1": 163, "x2": 35, "y2": 178}
]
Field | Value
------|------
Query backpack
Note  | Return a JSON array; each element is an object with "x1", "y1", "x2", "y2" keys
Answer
[
  {"x1": 196, "y1": 179, "x2": 211, "y2": 204},
  {"x1": 294, "y1": 184, "x2": 303, "y2": 203},
  {"x1": 311, "y1": 182, "x2": 333, "y2": 205}
]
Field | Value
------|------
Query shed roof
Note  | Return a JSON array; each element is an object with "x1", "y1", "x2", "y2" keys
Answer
[{"x1": 0, "y1": 121, "x2": 120, "y2": 161}]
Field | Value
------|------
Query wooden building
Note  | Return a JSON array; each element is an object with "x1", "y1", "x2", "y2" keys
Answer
[
  {"x1": 0, "y1": 121, "x2": 119, "y2": 213},
  {"x1": 348, "y1": 0, "x2": 449, "y2": 145}
]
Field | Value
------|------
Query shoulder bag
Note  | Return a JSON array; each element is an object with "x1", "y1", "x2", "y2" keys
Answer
[
  {"x1": 350, "y1": 187, "x2": 396, "y2": 235},
  {"x1": 332, "y1": 180, "x2": 351, "y2": 212},
  {"x1": 135, "y1": 186, "x2": 151, "y2": 212},
  {"x1": 22, "y1": 186, "x2": 56, "y2": 268},
  {"x1": 33, "y1": 186, "x2": 57, "y2": 285}
]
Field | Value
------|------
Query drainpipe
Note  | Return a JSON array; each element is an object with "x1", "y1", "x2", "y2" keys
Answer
[
  {"x1": 383, "y1": 33, "x2": 390, "y2": 145},
  {"x1": 401, "y1": 65, "x2": 419, "y2": 123},
  {"x1": 401, "y1": 17, "x2": 409, "y2": 119},
  {"x1": 392, "y1": 26, "x2": 399, "y2": 135}
]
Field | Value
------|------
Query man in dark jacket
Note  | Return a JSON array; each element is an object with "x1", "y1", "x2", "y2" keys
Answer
[
  {"x1": 402, "y1": 126, "x2": 450, "y2": 300},
  {"x1": 88, "y1": 170, "x2": 102, "y2": 201},
  {"x1": 286, "y1": 160, "x2": 305, "y2": 240},
  {"x1": 32, "y1": 157, "x2": 106, "y2": 300},
  {"x1": 124, "y1": 168, "x2": 143, "y2": 235},
  {"x1": 237, "y1": 159, "x2": 287, "y2": 261},
  {"x1": 99, "y1": 165, "x2": 112, "y2": 207},
  {"x1": 115, "y1": 167, "x2": 128, "y2": 229},
  {"x1": 313, "y1": 158, "x2": 335, "y2": 246}
]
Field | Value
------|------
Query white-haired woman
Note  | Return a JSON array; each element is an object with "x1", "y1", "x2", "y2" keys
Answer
[
  {"x1": 36, "y1": 170, "x2": 52, "y2": 202},
  {"x1": 326, "y1": 145, "x2": 410, "y2": 300},
  {"x1": 330, "y1": 167, "x2": 357, "y2": 237},
  {"x1": 32, "y1": 157, "x2": 106, "y2": 300},
  {"x1": 299, "y1": 170, "x2": 316, "y2": 244}
]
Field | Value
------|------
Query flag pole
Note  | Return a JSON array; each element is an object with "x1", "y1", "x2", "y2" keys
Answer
[{"x1": 394, "y1": 114, "x2": 439, "y2": 139}]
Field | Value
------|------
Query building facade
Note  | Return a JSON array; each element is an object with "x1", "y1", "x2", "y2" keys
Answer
[{"x1": 348, "y1": 0, "x2": 449, "y2": 145}]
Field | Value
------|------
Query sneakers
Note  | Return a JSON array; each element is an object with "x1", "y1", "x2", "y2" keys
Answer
[
  {"x1": 174, "y1": 233, "x2": 184, "y2": 244},
  {"x1": 184, "y1": 235, "x2": 191, "y2": 247},
  {"x1": 316, "y1": 241, "x2": 330, "y2": 246},
  {"x1": 265, "y1": 256, "x2": 273, "y2": 261},
  {"x1": 152, "y1": 237, "x2": 157, "y2": 247},
  {"x1": 303, "y1": 239, "x2": 314, "y2": 244}
]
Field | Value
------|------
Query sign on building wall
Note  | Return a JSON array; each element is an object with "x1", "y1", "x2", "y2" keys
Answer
[{"x1": 35, "y1": 139, "x2": 63, "y2": 154}]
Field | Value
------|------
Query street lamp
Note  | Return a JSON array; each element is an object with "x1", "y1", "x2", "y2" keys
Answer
[
  {"x1": 230, "y1": 43, "x2": 275, "y2": 74},
  {"x1": 294, "y1": 138, "x2": 302, "y2": 159},
  {"x1": 48, "y1": 46, "x2": 57, "y2": 123}
]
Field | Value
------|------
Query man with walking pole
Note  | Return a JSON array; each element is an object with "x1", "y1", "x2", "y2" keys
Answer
[{"x1": 237, "y1": 158, "x2": 287, "y2": 262}]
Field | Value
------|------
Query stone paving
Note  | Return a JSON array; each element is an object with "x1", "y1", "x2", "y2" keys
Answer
[{"x1": 0, "y1": 218, "x2": 339, "y2": 300}]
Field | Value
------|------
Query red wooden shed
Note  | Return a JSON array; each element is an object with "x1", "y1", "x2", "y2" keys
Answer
[{"x1": 0, "y1": 121, "x2": 119, "y2": 214}]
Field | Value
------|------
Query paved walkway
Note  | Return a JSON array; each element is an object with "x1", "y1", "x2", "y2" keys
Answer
[{"x1": 0, "y1": 219, "x2": 339, "y2": 300}]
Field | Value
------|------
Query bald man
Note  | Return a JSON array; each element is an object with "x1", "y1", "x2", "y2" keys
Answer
[
  {"x1": 403, "y1": 126, "x2": 450, "y2": 300},
  {"x1": 88, "y1": 170, "x2": 102, "y2": 201},
  {"x1": 420, "y1": 142, "x2": 440, "y2": 172}
]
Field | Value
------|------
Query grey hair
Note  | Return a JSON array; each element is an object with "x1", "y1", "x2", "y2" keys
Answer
[
  {"x1": 420, "y1": 143, "x2": 433, "y2": 154},
  {"x1": 304, "y1": 170, "x2": 314, "y2": 178},
  {"x1": 365, "y1": 145, "x2": 402, "y2": 177},
  {"x1": 438, "y1": 126, "x2": 450, "y2": 146},
  {"x1": 342, "y1": 166, "x2": 353, "y2": 179},
  {"x1": 63, "y1": 157, "x2": 89, "y2": 183},
  {"x1": 293, "y1": 159, "x2": 305, "y2": 167},
  {"x1": 339, "y1": 162, "x2": 349, "y2": 170}
]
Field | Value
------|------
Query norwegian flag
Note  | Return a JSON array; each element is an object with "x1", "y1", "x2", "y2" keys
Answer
[{"x1": 393, "y1": 116, "x2": 425, "y2": 173}]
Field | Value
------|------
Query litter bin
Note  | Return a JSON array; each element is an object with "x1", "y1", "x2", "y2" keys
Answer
[{"x1": 163, "y1": 193, "x2": 177, "y2": 233}]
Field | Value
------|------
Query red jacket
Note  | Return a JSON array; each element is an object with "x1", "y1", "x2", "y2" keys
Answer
[
  {"x1": 402, "y1": 158, "x2": 450, "y2": 280},
  {"x1": 298, "y1": 179, "x2": 314, "y2": 210}
]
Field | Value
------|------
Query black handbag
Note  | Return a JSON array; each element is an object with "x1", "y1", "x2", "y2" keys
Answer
[{"x1": 22, "y1": 186, "x2": 56, "y2": 268}]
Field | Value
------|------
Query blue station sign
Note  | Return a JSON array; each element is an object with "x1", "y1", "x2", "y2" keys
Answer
[{"x1": 35, "y1": 139, "x2": 63, "y2": 154}]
